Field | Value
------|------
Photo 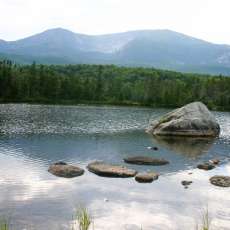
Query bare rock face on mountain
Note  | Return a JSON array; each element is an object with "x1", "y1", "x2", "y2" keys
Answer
[{"x1": 147, "y1": 102, "x2": 220, "y2": 137}]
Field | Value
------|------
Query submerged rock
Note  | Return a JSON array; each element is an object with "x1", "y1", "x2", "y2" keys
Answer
[
  {"x1": 181, "y1": 180, "x2": 193, "y2": 186},
  {"x1": 147, "y1": 102, "x2": 220, "y2": 137},
  {"x1": 124, "y1": 156, "x2": 169, "y2": 166},
  {"x1": 53, "y1": 161, "x2": 67, "y2": 165},
  {"x1": 210, "y1": 175, "x2": 230, "y2": 187},
  {"x1": 87, "y1": 161, "x2": 137, "y2": 178},
  {"x1": 135, "y1": 172, "x2": 159, "y2": 183},
  {"x1": 209, "y1": 159, "x2": 220, "y2": 165},
  {"x1": 48, "y1": 162, "x2": 84, "y2": 178},
  {"x1": 147, "y1": 146, "x2": 159, "y2": 151},
  {"x1": 197, "y1": 163, "x2": 215, "y2": 170}
]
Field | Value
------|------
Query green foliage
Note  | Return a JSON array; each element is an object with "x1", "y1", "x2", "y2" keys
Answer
[
  {"x1": 0, "y1": 219, "x2": 9, "y2": 230},
  {"x1": 0, "y1": 60, "x2": 230, "y2": 110},
  {"x1": 195, "y1": 208, "x2": 211, "y2": 230},
  {"x1": 75, "y1": 207, "x2": 92, "y2": 230},
  {"x1": 201, "y1": 209, "x2": 211, "y2": 230}
]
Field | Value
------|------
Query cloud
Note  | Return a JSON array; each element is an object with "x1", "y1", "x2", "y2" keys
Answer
[{"x1": 0, "y1": 0, "x2": 229, "y2": 44}]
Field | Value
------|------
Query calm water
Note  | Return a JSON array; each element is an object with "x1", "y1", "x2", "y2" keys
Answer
[{"x1": 0, "y1": 104, "x2": 230, "y2": 230}]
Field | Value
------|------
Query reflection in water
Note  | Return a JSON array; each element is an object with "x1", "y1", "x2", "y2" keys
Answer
[
  {"x1": 0, "y1": 104, "x2": 229, "y2": 229},
  {"x1": 152, "y1": 136, "x2": 215, "y2": 158}
]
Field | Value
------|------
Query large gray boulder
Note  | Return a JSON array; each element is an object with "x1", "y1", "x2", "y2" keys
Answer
[{"x1": 147, "y1": 102, "x2": 220, "y2": 137}]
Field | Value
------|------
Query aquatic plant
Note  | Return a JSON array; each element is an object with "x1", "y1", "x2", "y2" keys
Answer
[
  {"x1": 195, "y1": 208, "x2": 212, "y2": 230},
  {"x1": 201, "y1": 208, "x2": 211, "y2": 230},
  {"x1": 75, "y1": 207, "x2": 92, "y2": 230},
  {"x1": 0, "y1": 219, "x2": 9, "y2": 230}
]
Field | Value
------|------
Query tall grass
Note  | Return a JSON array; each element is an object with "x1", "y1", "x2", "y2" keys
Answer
[
  {"x1": 0, "y1": 219, "x2": 9, "y2": 230},
  {"x1": 201, "y1": 208, "x2": 211, "y2": 230},
  {"x1": 195, "y1": 208, "x2": 212, "y2": 230},
  {"x1": 74, "y1": 207, "x2": 92, "y2": 230}
]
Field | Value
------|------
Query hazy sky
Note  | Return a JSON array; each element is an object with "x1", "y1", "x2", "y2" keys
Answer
[{"x1": 0, "y1": 0, "x2": 229, "y2": 44}]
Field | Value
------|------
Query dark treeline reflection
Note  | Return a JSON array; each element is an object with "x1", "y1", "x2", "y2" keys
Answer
[{"x1": 1, "y1": 60, "x2": 230, "y2": 110}]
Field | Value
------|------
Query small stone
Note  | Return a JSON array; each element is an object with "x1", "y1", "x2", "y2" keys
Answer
[
  {"x1": 135, "y1": 172, "x2": 159, "y2": 183},
  {"x1": 147, "y1": 146, "x2": 158, "y2": 151},
  {"x1": 48, "y1": 162, "x2": 84, "y2": 178},
  {"x1": 210, "y1": 175, "x2": 230, "y2": 187},
  {"x1": 197, "y1": 163, "x2": 215, "y2": 170},
  {"x1": 181, "y1": 180, "x2": 193, "y2": 186},
  {"x1": 209, "y1": 159, "x2": 220, "y2": 165}
]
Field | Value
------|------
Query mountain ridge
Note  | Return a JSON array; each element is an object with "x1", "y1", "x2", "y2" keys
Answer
[{"x1": 1, "y1": 28, "x2": 230, "y2": 75}]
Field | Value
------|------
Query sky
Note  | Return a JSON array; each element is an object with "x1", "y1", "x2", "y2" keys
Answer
[{"x1": 0, "y1": 0, "x2": 230, "y2": 44}]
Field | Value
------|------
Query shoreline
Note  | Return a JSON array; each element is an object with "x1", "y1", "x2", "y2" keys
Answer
[{"x1": 0, "y1": 100, "x2": 229, "y2": 112}]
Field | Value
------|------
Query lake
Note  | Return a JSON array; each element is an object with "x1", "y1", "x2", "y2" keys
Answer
[{"x1": 0, "y1": 104, "x2": 230, "y2": 230}]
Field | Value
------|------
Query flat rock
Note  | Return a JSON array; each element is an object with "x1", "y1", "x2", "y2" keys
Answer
[
  {"x1": 146, "y1": 102, "x2": 220, "y2": 137},
  {"x1": 210, "y1": 175, "x2": 230, "y2": 187},
  {"x1": 48, "y1": 162, "x2": 84, "y2": 178},
  {"x1": 124, "y1": 156, "x2": 169, "y2": 166},
  {"x1": 135, "y1": 172, "x2": 159, "y2": 183},
  {"x1": 197, "y1": 163, "x2": 215, "y2": 170},
  {"x1": 87, "y1": 161, "x2": 137, "y2": 178}
]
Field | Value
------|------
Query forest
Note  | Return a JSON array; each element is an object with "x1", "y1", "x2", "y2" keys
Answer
[{"x1": 0, "y1": 59, "x2": 230, "y2": 110}]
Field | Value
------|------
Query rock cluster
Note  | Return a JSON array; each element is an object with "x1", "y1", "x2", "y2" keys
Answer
[{"x1": 48, "y1": 103, "x2": 226, "y2": 187}]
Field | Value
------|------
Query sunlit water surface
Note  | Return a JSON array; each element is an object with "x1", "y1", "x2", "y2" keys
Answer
[{"x1": 0, "y1": 104, "x2": 230, "y2": 230}]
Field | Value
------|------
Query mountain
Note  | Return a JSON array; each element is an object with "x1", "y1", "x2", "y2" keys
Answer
[{"x1": 1, "y1": 28, "x2": 230, "y2": 75}]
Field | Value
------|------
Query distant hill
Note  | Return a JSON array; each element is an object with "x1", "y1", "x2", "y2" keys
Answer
[{"x1": 1, "y1": 28, "x2": 230, "y2": 75}]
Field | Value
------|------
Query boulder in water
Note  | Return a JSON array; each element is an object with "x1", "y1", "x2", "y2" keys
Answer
[{"x1": 147, "y1": 102, "x2": 220, "y2": 137}]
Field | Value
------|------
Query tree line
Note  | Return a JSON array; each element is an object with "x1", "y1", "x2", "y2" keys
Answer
[{"x1": 0, "y1": 60, "x2": 230, "y2": 110}]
